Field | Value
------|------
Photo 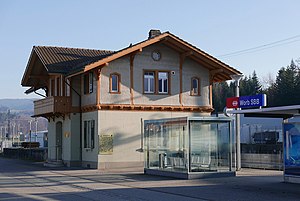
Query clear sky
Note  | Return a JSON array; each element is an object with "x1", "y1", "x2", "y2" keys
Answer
[{"x1": 1, "y1": 0, "x2": 300, "y2": 98}]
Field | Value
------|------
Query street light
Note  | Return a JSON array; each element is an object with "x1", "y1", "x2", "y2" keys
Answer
[
  {"x1": 34, "y1": 118, "x2": 38, "y2": 143},
  {"x1": 230, "y1": 74, "x2": 243, "y2": 171}
]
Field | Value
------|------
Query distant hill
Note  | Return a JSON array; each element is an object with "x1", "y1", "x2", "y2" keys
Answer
[{"x1": 0, "y1": 99, "x2": 35, "y2": 112}]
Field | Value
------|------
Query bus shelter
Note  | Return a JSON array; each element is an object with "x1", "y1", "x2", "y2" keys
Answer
[{"x1": 143, "y1": 117, "x2": 235, "y2": 179}]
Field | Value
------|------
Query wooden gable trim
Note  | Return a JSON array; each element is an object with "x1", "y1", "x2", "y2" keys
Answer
[
  {"x1": 83, "y1": 35, "x2": 163, "y2": 72},
  {"x1": 83, "y1": 32, "x2": 240, "y2": 76},
  {"x1": 22, "y1": 50, "x2": 39, "y2": 86},
  {"x1": 164, "y1": 34, "x2": 241, "y2": 75}
]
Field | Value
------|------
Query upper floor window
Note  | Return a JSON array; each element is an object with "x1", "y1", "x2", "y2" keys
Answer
[
  {"x1": 110, "y1": 73, "x2": 120, "y2": 93},
  {"x1": 84, "y1": 72, "x2": 93, "y2": 94},
  {"x1": 144, "y1": 71, "x2": 170, "y2": 94},
  {"x1": 144, "y1": 72, "x2": 155, "y2": 93},
  {"x1": 158, "y1": 72, "x2": 169, "y2": 94},
  {"x1": 191, "y1": 77, "x2": 200, "y2": 96}
]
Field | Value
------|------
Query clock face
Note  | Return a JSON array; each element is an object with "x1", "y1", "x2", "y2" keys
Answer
[{"x1": 152, "y1": 51, "x2": 161, "y2": 61}]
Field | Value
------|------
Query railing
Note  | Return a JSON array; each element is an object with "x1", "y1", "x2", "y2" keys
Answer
[{"x1": 34, "y1": 96, "x2": 71, "y2": 116}]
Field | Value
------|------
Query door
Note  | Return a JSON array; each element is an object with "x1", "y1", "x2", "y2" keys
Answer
[{"x1": 56, "y1": 122, "x2": 63, "y2": 160}]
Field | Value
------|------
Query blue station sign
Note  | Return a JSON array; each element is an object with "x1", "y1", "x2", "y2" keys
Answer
[{"x1": 239, "y1": 94, "x2": 267, "y2": 109}]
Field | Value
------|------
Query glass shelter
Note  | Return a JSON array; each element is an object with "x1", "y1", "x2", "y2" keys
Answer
[{"x1": 144, "y1": 117, "x2": 235, "y2": 179}]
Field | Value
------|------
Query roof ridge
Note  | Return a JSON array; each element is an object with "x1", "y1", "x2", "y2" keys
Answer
[{"x1": 34, "y1": 45, "x2": 114, "y2": 52}]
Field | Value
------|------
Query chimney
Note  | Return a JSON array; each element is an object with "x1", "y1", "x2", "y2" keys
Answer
[{"x1": 148, "y1": 29, "x2": 161, "y2": 39}]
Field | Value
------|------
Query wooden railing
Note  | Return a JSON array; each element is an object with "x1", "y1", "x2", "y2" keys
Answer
[{"x1": 34, "y1": 96, "x2": 71, "y2": 117}]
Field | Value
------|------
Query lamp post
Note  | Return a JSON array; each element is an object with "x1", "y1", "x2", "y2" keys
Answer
[
  {"x1": 230, "y1": 74, "x2": 243, "y2": 171},
  {"x1": 34, "y1": 118, "x2": 38, "y2": 143},
  {"x1": 28, "y1": 120, "x2": 32, "y2": 151}
]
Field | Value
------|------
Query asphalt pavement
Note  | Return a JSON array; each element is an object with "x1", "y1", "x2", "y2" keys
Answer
[{"x1": 0, "y1": 157, "x2": 299, "y2": 201}]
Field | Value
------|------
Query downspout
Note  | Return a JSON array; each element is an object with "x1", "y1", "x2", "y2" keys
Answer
[{"x1": 64, "y1": 78, "x2": 82, "y2": 163}]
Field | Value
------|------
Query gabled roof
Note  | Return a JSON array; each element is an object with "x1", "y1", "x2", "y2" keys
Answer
[
  {"x1": 34, "y1": 46, "x2": 114, "y2": 73},
  {"x1": 83, "y1": 31, "x2": 242, "y2": 82},
  {"x1": 21, "y1": 46, "x2": 113, "y2": 86},
  {"x1": 22, "y1": 30, "x2": 242, "y2": 88}
]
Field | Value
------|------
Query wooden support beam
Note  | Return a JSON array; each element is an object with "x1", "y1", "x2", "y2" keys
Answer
[
  {"x1": 96, "y1": 68, "x2": 102, "y2": 106},
  {"x1": 210, "y1": 68, "x2": 224, "y2": 75},
  {"x1": 130, "y1": 54, "x2": 135, "y2": 105}
]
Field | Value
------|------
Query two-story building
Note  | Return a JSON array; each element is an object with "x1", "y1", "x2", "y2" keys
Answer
[{"x1": 21, "y1": 30, "x2": 241, "y2": 170}]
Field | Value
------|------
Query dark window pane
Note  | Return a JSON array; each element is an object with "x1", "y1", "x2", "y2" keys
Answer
[
  {"x1": 111, "y1": 75, "x2": 118, "y2": 92},
  {"x1": 89, "y1": 72, "x2": 93, "y2": 93},
  {"x1": 159, "y1": 79, "x2": 162, "y2": 92},
  {"x1": 164, "y1": 79, "x2": 168, "y2": 93},
  {"x1": 84, "y1": 121, "x2": 87, "y2": 148},
  {"x1": 91, "y1": 120, "x2": 95, "y2": 149}
]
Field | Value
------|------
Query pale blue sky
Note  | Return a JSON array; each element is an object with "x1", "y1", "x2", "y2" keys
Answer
[{"x1": 1, "y1": 0, "x2": 300, "y2": 98}]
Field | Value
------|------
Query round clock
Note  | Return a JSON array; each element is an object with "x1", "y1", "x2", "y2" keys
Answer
[{"x1": 152, "y1": 51, "x2": 161, "y2": 61}]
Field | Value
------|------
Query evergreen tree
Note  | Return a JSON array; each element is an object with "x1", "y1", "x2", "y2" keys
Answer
[
  {"x1": 212, "y1": 81, "x2": 234, "y2": 112},
  {"x1": 239, "y1": 71, "x2": 262, "y2": 96},
  {"x1": 268, "y1": 60, "x2": 300, "y2": 106}
]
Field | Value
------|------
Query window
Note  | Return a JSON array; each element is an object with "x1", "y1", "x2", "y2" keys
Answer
[
  {"x1": 65, "y1": 78, "x2": 70, "y2": 97},
  {"x1": 144, "y1": 72, "x2": 155, "y2": 93},
  {"x1": 84, "y1": 120, "x2": 95, "y2": 149},
  {"x1": 84, "y1": 72, "x2": 93, "y2": 94},
  {"x1": 50, "y1": 79, "x2": 55, "y2": 96},
  {"x1": 144, "y1": 71, "x2": 170, "y2": 94},
  {"x1": 191, "y1": 77, "x2": 200, "y2": 96},
  {"x1": 56, "y1": 77, "x2": 60, "y2": 96},
  {"x1": 158, "y1": 72, "x2": 168, "y2": 94},
  {"x1": 110, "y1": 73, "x2": 120, "y2": 93}
]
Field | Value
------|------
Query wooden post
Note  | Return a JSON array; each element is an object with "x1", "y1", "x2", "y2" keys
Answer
[
  {"x1": 130, "y1": 54, "x2": 135, "y2": 105},
  {"x1": 96, "y1": 68, "x2": 102, "y2": 107}
]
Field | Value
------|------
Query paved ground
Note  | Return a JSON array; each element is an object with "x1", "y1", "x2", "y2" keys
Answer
[{"x1": 0, "y1": 157, "x2": 299, "y2": 201}]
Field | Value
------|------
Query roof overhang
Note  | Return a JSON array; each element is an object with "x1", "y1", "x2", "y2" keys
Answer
[
  {"x1": 228, "y1": 105, "x2": 300, "y2": 119},
  {"x1": 21, "y1": 48, "x2": 49, "y2": 88},
  {"x1": 80, "y1": 32, "x2": 241, "y2": 82}
]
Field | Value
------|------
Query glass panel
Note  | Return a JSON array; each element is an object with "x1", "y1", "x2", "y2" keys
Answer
[
  {"x1": 190, "y1": 120, "x2": 230, "y2": 172},
  {"x1": 144, "y1": 72, "x2": 154, "y2": 93},
  {"x1": 91, "y1": 120, "x2": 95, "y2": 149},
  {"x1": 144, "y1": 118, "x2": 188, "y2": 173},
  {"x1": 150, "y1": 78, "x2": 154, "y2": 92},
  {"x1": 111, "y1": 75, "x2": 118, "y2": 92},
  {"x1": 89, "y1": 72, "x2": 93, "y2": 93},
  {"x1": 164, "y1": 79, "x2": 168, "y2": 93},
  {"x1": 159, "y1": 79, "x2": 162, "y2": 92},
  {"x1": 158, "y1": 72, "x2": 168, "y2": 93},
  {"x1": 144, "y1": 78, "x2": 148, "y2": 92},
  {"x1": 192, "y1": 79, "x2": 198, "y2": 95},
  {"x1": 84, "y1": 121, "x2": 87, "y2": 148}
]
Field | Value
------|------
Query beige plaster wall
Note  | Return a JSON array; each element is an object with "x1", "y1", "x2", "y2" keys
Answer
[
  {"x1": 99, "y1": 43, "x2": 210, "y2": 107},
  {"x1": 97, "y1": 110, "x2": 210, "y2": 170}
]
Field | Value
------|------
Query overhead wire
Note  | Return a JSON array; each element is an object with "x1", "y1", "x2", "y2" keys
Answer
[{"x1": 218, "y1": 34, "x2": 300, "y2": 58}]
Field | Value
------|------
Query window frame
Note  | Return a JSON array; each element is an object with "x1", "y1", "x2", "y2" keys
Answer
[
  {"x1": 158, "y1": 71, "x2": 169, "y2": 94},
  {"x1": 143, "y1": 70, "x2": 171, "y2": 95},
  {"x1": 109, "y1": 73, "x2": 121, "y2": 94},
  {"x1": 84, "y1": 72, "x2": 93, "y2": 94},
  {"x1": 143, "y1": 71, "x2": 155, "y2": 94},
  {"x1": 191, "y1": 77, "x2": 200, "y2": 96},
  {"x1": 83, "y1": 120, "x2": 95, "y2": 149}
]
